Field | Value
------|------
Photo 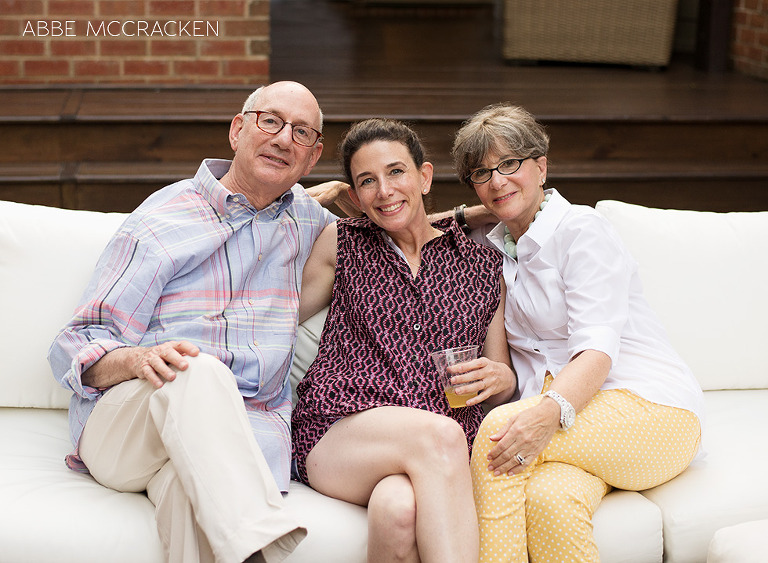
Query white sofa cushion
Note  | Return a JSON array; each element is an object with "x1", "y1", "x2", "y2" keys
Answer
[
  {"x1": 0, "y1": 201, "x2": 127, "y2": 408},
  {"x1": 707, "y1": 519, "x2": 768, "y2": 563},
  {"x1": 593, "y1": 490, "x2": 663, "y2": 563},
  {"x1": 0, "y1": 407, "x2": 164, "y2": 563},
  {"x1": 0, "y1": 404, "x2": 661, "y2": 563},
  {"x1": 595, "y1": 201, "x2": 768, "y2": 391},
  {"x1": 641, "y1": 390, "x2": 768, "y2": 563},
  {"x1": 0, "y1": 405, "x2": 369, "y2": 563}
]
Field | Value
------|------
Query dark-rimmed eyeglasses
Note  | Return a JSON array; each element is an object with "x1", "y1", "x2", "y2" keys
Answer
[
  {"x1": 466, "y1": 157, "x2": 530, "y2": 185},
  {"x1": 243, "y1": 110, "x2": 323, "y2": 147}
]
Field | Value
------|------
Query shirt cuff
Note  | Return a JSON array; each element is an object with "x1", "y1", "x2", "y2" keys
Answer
[
  {"x1": 64, "y1": 339, "x2": 129, "y2": 399},
  {"x1": 568, "y1": 326, "x2": 621, "y2": 366}
]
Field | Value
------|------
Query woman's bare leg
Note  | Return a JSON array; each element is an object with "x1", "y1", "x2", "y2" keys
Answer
[
  {"x1": 368, "y1": 475, "x2": 419, "y2": 563},
  {"x1": 305, "y1": 406, "x2": 478, "y2": 563}
]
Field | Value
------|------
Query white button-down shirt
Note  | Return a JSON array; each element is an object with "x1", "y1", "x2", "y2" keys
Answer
[{"x1": 472, "y1": 189, "x2": 704, "y2": 424}]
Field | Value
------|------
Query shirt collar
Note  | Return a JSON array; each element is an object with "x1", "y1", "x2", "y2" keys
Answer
[
  {"x1": 524, "y1": 188, "x2": 570, "y2": 250},
  {"x1": 194, "y1": 158, "x2": 296, "y2": 223},
  {"x1": 346, "y1": 215, "x2": 473, "y2": 253},
  {"x1": 485, "y1": 188, "x2": 570, "y2": 259}
]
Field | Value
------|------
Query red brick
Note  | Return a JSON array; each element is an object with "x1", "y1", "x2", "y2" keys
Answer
[
  {"x1": 174, "y1": 59, "x2": 220, "y2": 75},
  {"x1": 248, "y1": 0, "x2": 269, "y2": 17},
  {"x1": 48, "y1": 0, "x2": 95, "y2": 16},
  {"x1": 224, "y1": 19, "x2": 268, "y2": 37},
  {"x1": 748, "y1": 13, "x2": 767, "y2": 29},
  {"x1": 50, "y1": 39, "x2": 96, "y2": 55},
  {"x1": 100, "y1": 39, "x2": 148, "y2": 56},
  {"x1": 150, "y1": 39, "x2": 196, "y2": 56},
  {"x1": 249, "y1": 38, "x2": 269, "y2": 55},
  {"x1": 0, "y1": 59, "x2": 20, "y2": 75},
  {"x1": 733, "y1": 10, "x2": 750, "y2": 25},
  {"x1": 0, "y1": 18, "x2": 22, "y2": 35},
  {"x1": 98, "y1": 0, "x2": 146, "y2": 16},
  {"x1": 149, "y1": 1, "x2": 195, "y2": 16},
  {"x1": 732, "y1": 42, "x2": 751, "y2": 58},
  {"x1": 223, "y1": 57, "x2": 268, "y2": 76},
  {"x1": 199, "y1": 1, "x2": 246, "y2": 16},
  {"x1": 0, "y1": 39, "x2": 45, "y2": 55},
  {"x1": 74, "y1": 59, "x2": 120, "y2": 75},
  {"x1": 200, "y1": 38, "x2": 246, "y2": 56},
  {"x1": 1, "y1": 0, "x2": 44, "y2": 15},
  {"x1": 739, "y1": 27, "x2": 757, "y2": 44},
  {"x1": 124, "y1": 59, "x2": 170, "y2": 75},
  {"x1": 24, "y1": 59, "x2": 70, "y2": 76}
]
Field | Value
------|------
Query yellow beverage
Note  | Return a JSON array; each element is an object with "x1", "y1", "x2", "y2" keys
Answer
[{"x1": 444, "y1": 386, "x2": 477, "y2": 408}]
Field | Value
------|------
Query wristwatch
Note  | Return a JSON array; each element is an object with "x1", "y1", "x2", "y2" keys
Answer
[
  {"x1": 544, "y1": 390, "x2": 576, "y2": 430},
  {"x1": 453, "y1": 204, "x2": 468, "y2": 229}
]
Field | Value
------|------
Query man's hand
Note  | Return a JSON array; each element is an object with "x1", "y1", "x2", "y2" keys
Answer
[
  {"x1": 131, "y1": 341, "x2": 200, "y2": 388},
  {"x1": 306, "y1": 181, "x2": 362, "y2": 217},
  {"x1": 82, "y1": 341, "x2": 200, "y2": 390}
]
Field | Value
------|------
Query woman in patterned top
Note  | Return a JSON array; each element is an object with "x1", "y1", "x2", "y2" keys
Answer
[{"x1": 292, "y1": 118, "x2": 517, "y2": 563}]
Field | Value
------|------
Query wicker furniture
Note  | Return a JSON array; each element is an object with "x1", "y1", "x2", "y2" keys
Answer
[{"x1": 503, "y1": 0, "x2": 680, "y2": 67}]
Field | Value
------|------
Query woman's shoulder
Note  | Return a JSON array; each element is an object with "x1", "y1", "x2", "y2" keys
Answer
[
  {"x1": 338, "y1": 216, "x2": 376, "y2": 230},
  {"x1": 556, "y1": 201, "x2": 617, "y2": 239}
]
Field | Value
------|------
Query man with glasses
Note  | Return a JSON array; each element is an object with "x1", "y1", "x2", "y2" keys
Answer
[{"x1": 48, "y1": 81, "x2": 343, "y2": 563}]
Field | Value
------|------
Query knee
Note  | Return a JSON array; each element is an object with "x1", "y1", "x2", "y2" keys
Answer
[
  {"x1": 155, "y1": 353, "x2": 239, "y2": 407},
  {"x1": 417, "y1": 415, "x2": 469, "y2": 467},
  {"x1": 166, "y1": 353, "x2": 236, "y2": 390},
  {"x1": 525, "y1": 463, "x2": 602, "y2": 524},
  {"x1": 368, "y1": 477, "x2": 417, "y2": 552}
]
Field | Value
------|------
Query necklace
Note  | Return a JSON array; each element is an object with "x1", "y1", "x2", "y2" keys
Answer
[{"x1": 503, "y1": 193, "x2": 551, "y2": 259}]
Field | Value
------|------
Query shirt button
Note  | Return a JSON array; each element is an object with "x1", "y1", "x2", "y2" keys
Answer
[
  {"x1": 253, "y1": 340, "x2": 259, "y2": 347},
  {"x1": 233, "y1": 196, "x2": 240, "y2": 202},
  {"x1": 414, "y1": 323, "x2": 421, "y2": 331},
  {"x1": 258, "y1": 253, "x2": 262, "y2": 261},
  {"x1": 248, "y1": 298, "x2": 254, "y2": 305},
  {"x1": 225, "y1": 214, "x2": 231, "y2": 219}
]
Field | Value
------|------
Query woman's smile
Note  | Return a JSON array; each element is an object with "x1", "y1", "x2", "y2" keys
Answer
[{"x1": 378, "y1": 201, "x2": 405, "y2": 214}]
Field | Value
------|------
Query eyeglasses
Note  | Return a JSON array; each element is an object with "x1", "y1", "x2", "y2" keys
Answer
[
  {"x1": 243, "y1": 110, "x2": 323, "y2": 147},
  {"x1": 466, "y1": 157, "x2": 530, "y2": 185}
]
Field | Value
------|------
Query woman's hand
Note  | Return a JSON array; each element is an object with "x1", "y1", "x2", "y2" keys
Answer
[
  {"x1": 448, "y1": 357, "x2": 516, "y2": 407},
  {"x1": 486, "y1": 399, "x2": 561, "y2": 475}
]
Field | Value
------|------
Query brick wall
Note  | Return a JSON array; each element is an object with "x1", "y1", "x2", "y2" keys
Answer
[
  {"x1": 732, "y1": 0, "x2": 768, "y2": 80},
  {"x1": 0, "y1": 0, "x2": 269, "y2": 84}
]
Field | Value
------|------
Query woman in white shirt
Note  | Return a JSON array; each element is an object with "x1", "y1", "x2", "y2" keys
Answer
[{"x1": 450, "y1": 104, "x2": 705, "y2": 563}]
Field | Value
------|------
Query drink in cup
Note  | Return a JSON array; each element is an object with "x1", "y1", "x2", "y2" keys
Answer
[{"x1": 430, "y1": 345, "x2": 479, "y2": 408}]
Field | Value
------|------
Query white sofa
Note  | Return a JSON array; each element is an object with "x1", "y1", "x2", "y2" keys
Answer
[{"x1": 0, "y1": 198, "x2": 766, "y2": 563}]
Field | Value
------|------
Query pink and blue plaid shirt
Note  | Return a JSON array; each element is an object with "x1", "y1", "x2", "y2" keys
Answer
[{"x1": 48, "y1": 159, "x2": 334, "y2": 490}]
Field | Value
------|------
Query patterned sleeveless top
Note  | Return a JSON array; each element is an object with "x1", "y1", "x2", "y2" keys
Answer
[{"x1": 291, "y1": 217, "x2": 503, "y2": 484}]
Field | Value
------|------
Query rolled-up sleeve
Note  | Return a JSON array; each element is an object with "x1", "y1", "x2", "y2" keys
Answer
[
  {"x1": 561, "y1": 215, "x2": 635, "y2": 366},
  {"x1": 48, "y1": 230, "x2": 166, "y2": 399}
]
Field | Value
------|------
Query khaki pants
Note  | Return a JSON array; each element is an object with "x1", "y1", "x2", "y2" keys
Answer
[{"x1": 80, "y1": 353, "x2": 306, "y2": 563}]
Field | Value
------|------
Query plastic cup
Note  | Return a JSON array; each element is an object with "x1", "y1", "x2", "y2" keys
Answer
[{"x1": 430, "y1": 345, "x2": 479, "y2": 408}]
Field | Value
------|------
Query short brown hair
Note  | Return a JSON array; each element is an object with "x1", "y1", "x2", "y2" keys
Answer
[{"x1": 452, "y1": 104, "x2": 549, "y2": 187}]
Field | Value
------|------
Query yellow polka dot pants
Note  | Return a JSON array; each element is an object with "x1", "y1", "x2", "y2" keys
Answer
[{"x1": 470, "y1": 389, "x2": 701, "y2": 563}]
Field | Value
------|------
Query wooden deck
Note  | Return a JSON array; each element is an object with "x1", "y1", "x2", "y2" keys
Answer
[{"x1": 0, "y1": 0, "x2": 766, "y2": 213}]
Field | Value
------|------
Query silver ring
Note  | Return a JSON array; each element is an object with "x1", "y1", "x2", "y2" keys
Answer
[{"x1": 515, "y1": 453, "x2": 526, "y2": 465}]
